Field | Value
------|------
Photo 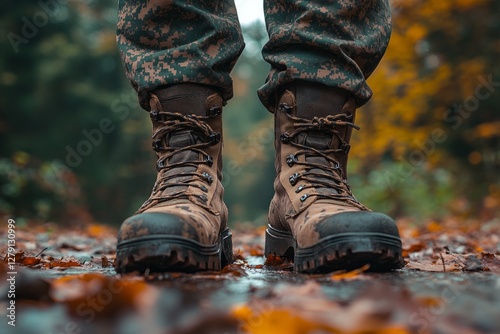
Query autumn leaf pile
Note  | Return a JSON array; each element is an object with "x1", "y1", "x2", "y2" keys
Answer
[{"x1": 0, "y1": 216, "x2": 499, "y2": 333}]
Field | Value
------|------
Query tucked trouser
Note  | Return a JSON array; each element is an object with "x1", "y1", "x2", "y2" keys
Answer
[{"x1": 117, "y1": 0, "x2": 391, "y2": 110}]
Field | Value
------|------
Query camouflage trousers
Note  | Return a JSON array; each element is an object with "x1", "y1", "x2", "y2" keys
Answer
[{"x1": 117, "y1": 0, "x2": 391, "y2": 110}]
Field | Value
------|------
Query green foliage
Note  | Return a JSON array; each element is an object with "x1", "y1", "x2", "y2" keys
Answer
[
  {"x1": 222, "y1": 22, "x2": 275, "y2": 223},
  {"x1": 0, "y1": 155, "x2": 79, "y2": 220},
  {"x1": 1, "y1": 1, "x2": 152, "y2": 224},
  {"x1": 349, "y1": 161, "x2": 455, "y2": 219}
]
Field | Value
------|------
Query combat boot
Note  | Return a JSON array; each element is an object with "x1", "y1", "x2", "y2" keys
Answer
[
  {"x1": 115, "y1": 84, "x2": 232, "y2": 273},
  {"x1": 265, "y1": 83, "x2": 404, "y2": 272}
]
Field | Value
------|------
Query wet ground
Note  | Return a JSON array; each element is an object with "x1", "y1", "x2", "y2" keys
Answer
[{"x1": 0, "y1": 221, "x2": 499, "y2": 333}]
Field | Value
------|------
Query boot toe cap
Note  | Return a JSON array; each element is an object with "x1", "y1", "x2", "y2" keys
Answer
[
  {"x1": 117, "y1": 212, "x2": 202, "y2": 244},
  {"x1": 296, "y1": 211, "x2": 401, "y2": 248},
  {"x1": 316, "y1": 211, "x2": 400, "y2": 236}
]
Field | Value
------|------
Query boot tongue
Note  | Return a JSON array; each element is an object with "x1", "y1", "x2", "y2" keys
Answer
[
  {"x1": 168, "y1": 131, "x2": 199, "y2": 148},
  {"x1": 154, "y1": 83, "x2": 217, "y2": 117},
  {"x1": 296, "y1": 132, "x2": 332, "y2": 177},
  {"x1": 160, "y1": 129, "x2": 203, "y2": 199},
  {"x1": 293, "y1": 83, "x2": 348, "y2": 151},
  {"x1": 297, "y1": 133, "x2": 343, "y2": 196},
  {"x1": 148, "y1": 84, "x2": 224, "y2": 204},
  {"x1": 294, "y1": 83, "x2": 347, "y2": 119},
  {"x1": 297, "y1": 132, "x2": 331, "y2": 150},
  {"x1": 291, "y1": 84, "x2": 349, "y2": 195},
  {"x1": 165, "y1": 129, "x2": 202, "y2": 164}
]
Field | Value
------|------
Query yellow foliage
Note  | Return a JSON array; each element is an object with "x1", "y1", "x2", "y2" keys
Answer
[
  {"x1": 456, "y1": 0, "x2": 488, "y2": 9},
  {"x1": 472, "y1": 122, "x2": 500, "y2": 139},
  {"x1": 354, "y1": 0, "x2": 490, "y2": 166}
]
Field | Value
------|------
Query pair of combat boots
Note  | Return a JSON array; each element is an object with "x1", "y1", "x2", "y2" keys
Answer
[{"x1": 115, "y1": 83, "x2": 404, "y2": 273}]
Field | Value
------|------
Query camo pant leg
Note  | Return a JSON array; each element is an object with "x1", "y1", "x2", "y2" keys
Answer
[
  {"x1": 117, "y1": 0, "x2": 245, "y2": 109},
  {"x1": 258, "y1": 0, "x2": 392, "y2": 110}
]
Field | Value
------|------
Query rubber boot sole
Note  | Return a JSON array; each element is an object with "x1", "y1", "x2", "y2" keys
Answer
[
  {"x1": 265, "y1": 225, "x2": 404, "y2": 273},
  {"x1": 115, "y1": 228, "x2": 233, "y2": 273}
]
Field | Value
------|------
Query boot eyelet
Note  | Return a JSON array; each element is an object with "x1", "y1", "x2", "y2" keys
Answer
[
  {"x1": 341, "y1": 143, "x2": 350, "y2": 154},
  {"x1": 209, "y1": 106, "x2": 222, "y2": 116},
  {"x1": 198, "y1": 194, "x2": 208, "y2": 202},
  {"x1": 156, "y1": 160, "x2": 166, "y2": 170},
  {"x1": 295, "y1": 185, "x2": 304, "y2": 193},
  {"x1": 150, "y1": 110, "x2": 161, "y2": 121},
  {"x1": 286, "y1": 154, "x2": 298, "y2": 167},
  {"x1": 204, "y1": 155, "x2": 213, "y2": 166},
  {"x1": 300, "y1": 194, "x2": 309, "y2": 202},
  {"x1": 200, "y1": 185, "x2": 208, "y2": 193},
  {"x1": 153, "y1": 139, "x2": 163, "y2": 151},
  {"x1": 278, "y1": 103, "x2": 292, "y2": 114},
  {"x1": 280, "y1": 133, "x2": 290, "y2": 144},
  {"x1": 332, "y1": 162, "x2": 340, "y2": 170},
  {"x1": 289, "y1": 173, "x2": 300, "y2": 186},
  {"x1": 209, "y1": 132, "x2": 221, "y2": 144},
  {"x1": 202, "y1": 172, "x2": 213, "y2": 185}
]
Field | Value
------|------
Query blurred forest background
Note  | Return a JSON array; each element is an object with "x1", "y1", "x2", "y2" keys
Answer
[{"x1": 0, "y1": 0, "x2": 498, "y2": 227}]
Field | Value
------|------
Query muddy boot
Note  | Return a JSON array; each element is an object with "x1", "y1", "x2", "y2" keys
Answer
[
  {"x1": 115, "y1": 84, "x2": 232, "y2": 273},
  {"x1": 265, "y1": 83, "x2": 404, "y2": 273}
]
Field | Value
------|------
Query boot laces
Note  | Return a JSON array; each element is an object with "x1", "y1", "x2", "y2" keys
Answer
[
  {"x1": 279, "y1": 103, "x2": 367, "y2": 210},
  {"x1": 137, "y1": 110, "x2": 220, "y2": 212}
]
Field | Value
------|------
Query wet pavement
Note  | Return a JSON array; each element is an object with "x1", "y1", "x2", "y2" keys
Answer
[
  {"x1": 1, "y1": 254, "x2": 499, "y2": 334},
  {"x1": 0, "y1": 222, "x2": 499, "y2": 333}
]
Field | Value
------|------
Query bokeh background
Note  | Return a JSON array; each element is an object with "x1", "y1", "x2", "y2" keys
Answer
[{"x1": 1, "y1": 0, "x2": 499, "y2": 227}]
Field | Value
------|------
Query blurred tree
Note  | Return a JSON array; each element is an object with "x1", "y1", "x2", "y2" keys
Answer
[
  {"x1": 223, "y1": 22, "x2": 275, "y2": 224},
  {"x1": 1, "y1": 0, "x2": 498, "y2": 225},
  {"x1": 0, "y1": 1, "x2": 152, "y2": 223},
  {"x1": 352, "y1": 0, "x2": 500, "y2": 219}
]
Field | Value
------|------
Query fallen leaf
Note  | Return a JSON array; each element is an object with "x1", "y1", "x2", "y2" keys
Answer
[
  {"x1": 402, "y1": 242, "x2": 427, "y2": 257},
  {"x1": 221, "y1": 263, "x2": 248, "y2": 277},
  {"x1": 50, "y1": 273, "x2": 152, "y2": 319},
  {"x1": 330, "y1": 264, "x2": 370, "y2": 281},
  {"x1": 101, "y1": 256, "x2": 111, "y2": 268},
  {"x1": 463, "y1": 255, "x2": 484, "y2": 271},
  {"x1": 44, "y1": 259, "x2": 81, "y2": 269},
  {"x1": 264, "y1": 254, "x2": 290, "y2": 268},
  {"x1": 480, "y1": 252, "x2": 500, "y2": 273},
  {"x1": 21, "y1": 256, "x2": 41, "y2": 266}
]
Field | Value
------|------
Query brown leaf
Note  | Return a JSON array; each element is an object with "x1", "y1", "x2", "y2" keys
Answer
[
  {"x1": 249, "y1": 245, "x2": 264, "y2": 256},
  {"x1": 479, "y1": 252, "x2": 500, "y2": 273},
  {"x1": 463, "y1": 255, "x2": 485, "y2": 272},
  {"x1": 21, "y1": 256, "x2": 41, "y2": 266},
  {"x1": 221, "y1": 263, "x2": 248, "y2": 277},
  {"x1": 44, "y1": 259, "x2": 81, "y2": 269},
  {"x1": 402, "y1": 242, "x2": 427, "y2": 257},
  {"x1": 50, "y1": 273, "x2": 153, "y2": 319},
  {"x1": 264, "y1": 254, "x2": 294, "y2": 270},
  {"x1": 101, "y1": 256, "x2": 111, "y2": 268}
]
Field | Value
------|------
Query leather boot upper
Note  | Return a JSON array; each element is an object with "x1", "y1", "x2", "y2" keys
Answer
[
  {"x1": 269, "y1": 83, "x2": 370, "y2": 248},
  {"x1": 117, "y1": 84, "x2": 227, "y2": 247}
]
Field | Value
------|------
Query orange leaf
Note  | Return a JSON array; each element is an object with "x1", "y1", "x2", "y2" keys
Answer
[{"x1": 330, "y1": 264, "x2": 370, "y2": 281}]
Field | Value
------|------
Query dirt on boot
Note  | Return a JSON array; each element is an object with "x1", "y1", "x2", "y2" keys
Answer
[
  {"x1": 115, "y1": 84, "x2": 232, "y2": 273},
  {"x1": 266, "y1": 83, "x2": 404, "y2": 273}
]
